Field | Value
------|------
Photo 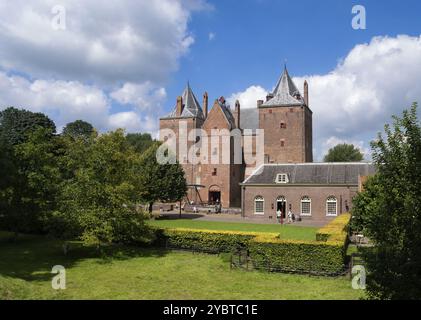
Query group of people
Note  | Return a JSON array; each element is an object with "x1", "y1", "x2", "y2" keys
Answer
[{"x1": 276, "y1": 209, "x2": 300, "y2": 224}]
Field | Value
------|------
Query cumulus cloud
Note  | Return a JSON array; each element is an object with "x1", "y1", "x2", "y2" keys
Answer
[
  {"x1": 0, "y1": 71, "x2": 158, "y2": 134},
  {"x1": 229, "y1": 35, "x2": 421, "y2": 161},
  {"x1": 227, "y1": 85, "x2": 267, "y2": 109},
  {"x1": 110, "y1": 82, "x2": 167, "y2": 111},
  {"x1": 0, "y1": 0, "x2": 207, "y2": 85},
  {"x1": 0, "y1": 71, "x2": 110, "y2": 129},
  {"x1": 0, "y1": 0, "x2": 210, "y2": 136}
]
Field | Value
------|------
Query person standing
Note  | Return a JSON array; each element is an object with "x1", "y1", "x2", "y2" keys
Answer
[{"x1": 287, "y1": 209, "x2": 293, "y2": 224}]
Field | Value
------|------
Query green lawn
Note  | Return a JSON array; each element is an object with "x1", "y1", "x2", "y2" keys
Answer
[
  {"x1": 0, "y1": 234, "x2": 364, "y2": 300},
  {"x1": 147, "y1": 219, "x2": 318, "y2": 241}
]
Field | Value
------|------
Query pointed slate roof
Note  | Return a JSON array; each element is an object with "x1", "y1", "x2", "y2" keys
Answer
[
  {"x1": 164, "y1": 83, "x2": 204, "y2": 119},
  {"x1": 261, "y1": 66, "x2": 305, "y2": 107}
]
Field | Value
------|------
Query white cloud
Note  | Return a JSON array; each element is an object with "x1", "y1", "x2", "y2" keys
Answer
[
  {"x1": 110, "y1": 82, "x2": 167, "y2": 111},
  {"x1": 208, "y1": 32, "x2": 216, "y2": 41},
  {"x1": 0, "y1": 71, "x2": 110, "y2": 129},
  {"x1": 227, "y1": 85, "x2": 267, "y2": 109},
  {"x1": 229, "y1": 35, "x2": 421, "y2": 161},
  {"x1": 0, "y1": 71, "x2": 159, "y2": 134},
  {"x1": 0, "y1": 0, "x2": 208, "y2": 85}
]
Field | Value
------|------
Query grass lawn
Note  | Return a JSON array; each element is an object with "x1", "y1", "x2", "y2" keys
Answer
[
  {"x1": 147, "y1": 219, "x2": 318, "y2": 241},
  {"x1": 0, "y1": 234, "x2": 364, "y2": 300}
]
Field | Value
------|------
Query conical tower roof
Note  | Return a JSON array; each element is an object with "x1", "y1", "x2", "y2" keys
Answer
[
  {"x1": 261, "y1": 66, "x2": 305, "y2": 107},
  {"x1": 166, "y1": 82, "x2": 204, "y2": 119}
]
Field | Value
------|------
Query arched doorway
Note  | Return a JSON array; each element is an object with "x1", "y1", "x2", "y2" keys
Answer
[
  {"x1": 208, "y1": 185, "x2": 221, "y2": 205},
  {"x1": 276, "y1": 196, "x2": 287, "y2": 219}
]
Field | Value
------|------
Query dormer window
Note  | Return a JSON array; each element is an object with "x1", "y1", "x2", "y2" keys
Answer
[{"x1": 275, "y1": 173, "x2": 289, "y2": 184}]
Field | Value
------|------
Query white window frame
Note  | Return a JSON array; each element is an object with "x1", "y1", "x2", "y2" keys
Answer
[
  {"x1": 300, "y1": 196, "x2": 312, "y2": 216},
  {"x1": 275, "y1": 173, "x2": 289, "y2": 184},
  {"x1": 326, "y1": 196, "x2": 338, "y2": 216},
  {"x1": 254, "y1": 196, "x2": 265, "y2": 215}
]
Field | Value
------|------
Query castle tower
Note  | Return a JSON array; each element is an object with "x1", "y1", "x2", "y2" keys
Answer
[
  {"x1": 159, "y1": 82, "x2": 205, "y2": 201},
  {"x1": 258, "y1": 66, "x2": 313, "y2": 163}
]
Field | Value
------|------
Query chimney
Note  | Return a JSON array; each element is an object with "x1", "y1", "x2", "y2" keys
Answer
[
  {"x1": 257, "y1": 100, "x2": 263, "y2": 108},
  {"x1": 176, "y1": 96, "x2": 183, "y2": 117},
  {"x1": 266, "y1": 93, "x2": 273, "y2": 102},
  {"x1": 203, "y1": 92, "x2": 208, "y2": 118},
  {"x1": 235, "y1": 100, "x2": 241, "y2": 128},
  {"x1": 304, "y1": 80, "x2": 309, "y2": 106}
]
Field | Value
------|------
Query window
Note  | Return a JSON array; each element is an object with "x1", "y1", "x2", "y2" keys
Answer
[
  {"x1": 326, "y1": 196, "x2": 337, "y2": 216},
  {"x1": 280, "y1": 139, "x2": 285, "y2": 147},
  {"x1": 300, "y1": 196, "x2": 311, "y2": 216},
  {"x1": 254, "y1": 196, "x2": 264, "y2": 214},
  {"x1": 280, "y1": 122, "x2": 286, "y2": 129},
  {"x1": 275, "y1": 173, "x2": 289, "y2": 184},
  {"x1": 212, "y1": 168, "x2": 217, "y2": 176}
]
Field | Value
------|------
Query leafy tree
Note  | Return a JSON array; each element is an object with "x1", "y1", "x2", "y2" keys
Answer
[
  {"x1": 62, "y1": 120, "x2": 94, "y2": 140},
  {"x1": 138, "y1": 142, "x2": 187, "y2": 213},
  {"x1": 53, "y1": 129, "x2": 152, "y2": 246},
  {"x1": 2, "y1": 128, "x2": 63, "y2": 234},
  {"x1": 352, "y1": 102, "x2": 421, "y2": 299},
  {"x1": 0, "y1": 107, "x2": 56, "y2": 145},
  {"x1": 126, "y1": 133, "x2": 155, "y2": 154},
  {"x1": 323, "y1": 143, "x2": 364, "y2": 162}
]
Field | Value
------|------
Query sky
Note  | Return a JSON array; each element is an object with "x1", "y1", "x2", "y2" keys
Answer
[{"x1": 0, "y1": 0, "x2": 421, "y2": 160}]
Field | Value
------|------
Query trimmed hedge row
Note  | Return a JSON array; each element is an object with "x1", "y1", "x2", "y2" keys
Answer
[
  {"x1": 316, "y1": 213, "x2": 350, "y2": 243},
  {"x1": 151, "y1": 215, "x2": 351, "y2": 274},
  {"x1": 152, "y1": 227, "x2": 258, "y2": 252}
]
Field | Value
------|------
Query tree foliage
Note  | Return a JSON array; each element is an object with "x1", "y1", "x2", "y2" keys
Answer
[
  {"x1": 352, "y1": 102, "x2": 421, "y2": 299},
  {"x1": 0, "y1": 107, "x2": 188, "y2": 248},
  {"x1": 62, "y1": 120, "x2": 94, "y2": 140},
  {"x1": 51, "y1": 130, "x2": 153, "y2": 246},
  {"x1": 138, "y1": 142, "x2": 187, "y2": 212},
  {"x1": 0, "y1": 107, "x2": 56, "y2": 145},
  {"x1": 323, "y1": 143, "x2": 364, "y2": 162},
  {"x1": 126, "y1": 133, "x2": 155, "y2": 154}
]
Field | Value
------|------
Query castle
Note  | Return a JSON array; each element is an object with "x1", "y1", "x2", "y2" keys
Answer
[{"x1": 159, "y1": 67, "x2": 374, "y2": 223}]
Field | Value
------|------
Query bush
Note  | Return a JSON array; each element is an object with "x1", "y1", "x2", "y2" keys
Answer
[
  {"x1": 153, "y1": 228, "x2": 257, "y2": 253},
  {"x1": 316, "y1": 213, "x2": 350, "y2": 243},
  {"x1": 151, "y1": 215, "x2": 352, "y2": 275},
  {"x1": 249, "y1": 235, "x2": 345, "y2": 274}
]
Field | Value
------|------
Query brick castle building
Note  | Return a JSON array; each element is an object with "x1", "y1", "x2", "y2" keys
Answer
[{"x1": 159, "y1": 67, "x2": 374, "y2": 223}]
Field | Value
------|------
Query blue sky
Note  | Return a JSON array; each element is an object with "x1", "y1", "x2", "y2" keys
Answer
[
  {"x1": 0, "y1": 0, "x2": 420, "y2": 160},
  {"x1": 166, "y1": 0, "x2": 421, "y2": 103}
]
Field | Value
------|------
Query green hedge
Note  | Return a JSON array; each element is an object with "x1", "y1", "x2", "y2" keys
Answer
[
  {"x1": 151, "y1": 214, "x2": 351, "y2": 275},
  {"x1": 152, "y1": 227, "x2": 257, "y2": 253},
  {"x1": 248, "y1": 235, "x2": 346, "y2": 274}
]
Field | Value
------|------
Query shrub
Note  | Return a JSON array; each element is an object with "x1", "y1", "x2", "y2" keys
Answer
[
  {"x1": 153, "y1": 228, "x2": 258, "y2": 253},
  {"x1": 249, "y1": 236, "x2": 345, "y2": 274},
  {"x1": 316, "y1": 213, "x2": 350, "y2": 243},
  {"x1": 151, "y1": 216, "x2": 351, "y2": 275}
]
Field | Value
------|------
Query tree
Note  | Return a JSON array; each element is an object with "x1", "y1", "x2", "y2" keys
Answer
[
  {"x1": 62, "y1": 120, "x2": 94, "y2": 140},
  {"x1": 53, "y1": 129, "x2": 152, "y2": 246},
  {"x1": 0, "y1": 107, "x2": 56, "y2": 145},
  {"x1": 126, "y1": 133, "x2": 155, "y2": 154},
  {"x1": 2, "y1": 128, "x2": 63, "y2": 234},
  {"x1": 323, "y1": 143, "x2": 364, "y2": 162},
  {"x1": 352, "y1": 102, "x2": 421, "y2": 299},
  {"x1": 138, "y1": 142, "x2": 187, "y2": 213}
]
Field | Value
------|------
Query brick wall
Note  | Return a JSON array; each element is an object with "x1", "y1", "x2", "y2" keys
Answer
[{"x1": 242, "y1": 185, "x2": 357, "y2": 223}]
